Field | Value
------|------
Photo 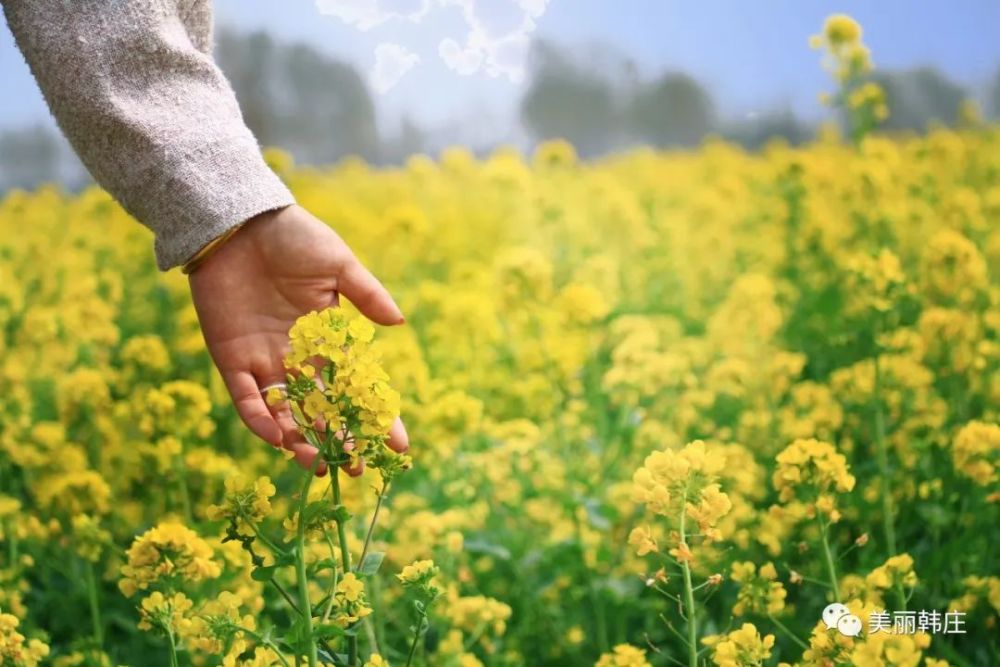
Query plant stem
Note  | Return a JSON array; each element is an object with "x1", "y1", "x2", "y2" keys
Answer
[
  {"x1": 235, "y1": 626, "x2": 293, "y2": 667},
  {"x1": 331, "y1": 467, "x2": 357, "y2": 666},
  {"x1": 296, "y1": 459, "x2": 320, "y2": 667},
  {"x1": 818, "y1": 517, "x2": 840, "y2": 601},
  {"x1": 358, "y1": 482, "x2": 389, "y2": 569},
  {"x1": 404, "y1": 606, "x2": 428, "y2": 667},
  {"x1": 679, "y1": 486, "x2": 697, "y2": 667},
  {"x1": 85, "y1": 560, "x2": 104, "y2": 648},
  {"x1": 167, "y1": 630, "x2": 180, "y2": 667},
  {"x1": 767, "y1": 613, "x2": 809, "y2": 651}
]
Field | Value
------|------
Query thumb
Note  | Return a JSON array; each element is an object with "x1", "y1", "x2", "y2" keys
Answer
[{"x1": 337, "y1": 254, "x2": 404, "y2": 325}]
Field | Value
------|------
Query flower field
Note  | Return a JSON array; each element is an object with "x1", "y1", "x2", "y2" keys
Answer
[{"x1": 1, "y1": 18, "x2": 999, "y2": 667}]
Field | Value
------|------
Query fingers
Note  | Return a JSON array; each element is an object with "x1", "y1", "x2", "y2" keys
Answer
[
  {"x1": 337, "y1": 254, "x2": 404, "y2": 326},
  {"x1": 387, "y1": 416, "x2": 410, "y2": 453},
  {"x1": 222, "y1": 370, "x2": 282, "y2": 447},
  {"x1": 260, "y1": 376, "x2": 328, "y2": 477}
]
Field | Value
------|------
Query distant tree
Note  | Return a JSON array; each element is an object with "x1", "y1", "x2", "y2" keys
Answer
[
  {"x1": 216, "y1": 30, "x2": 378, "y2": 164},
  {"x1": 627, "y1": 72, "x2": 716, "y2": 148},
  {"x1": 873, "y1": 67, "x2": 966, "y2": 131},
  {"x1": 989, "y1": 68, "x2": 1000, "y2": 120},
  {"x1": 723, "y1": 109, "x2": 813, "y2": 150},
  {"x1": 0, "y1": 124, "x2": 60, "y2": 190},
  {"x1": 520, "y1": 41, "x2": 634, "y2": 157}
]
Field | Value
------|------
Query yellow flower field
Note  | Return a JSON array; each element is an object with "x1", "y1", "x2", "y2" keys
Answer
[{"x1": 1, "y1": 15, "x2": 998, "y2": 667}]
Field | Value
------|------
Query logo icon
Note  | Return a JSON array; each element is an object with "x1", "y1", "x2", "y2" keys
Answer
[{"x1": 822, "y1": 602, "x2": 863, "y2": 636}]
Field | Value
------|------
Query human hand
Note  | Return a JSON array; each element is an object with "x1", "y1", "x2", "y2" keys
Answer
[{"x1": 187, "y1": 204, "x2": 409, "y2": 475}]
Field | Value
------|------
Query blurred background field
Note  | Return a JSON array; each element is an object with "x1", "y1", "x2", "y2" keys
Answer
[
  {"x1": 1, "y1": 3, "x2": 998, "y2": 667},
  {"x1": 4, "y1": 1, "x2": 1000, "y2": 191}
]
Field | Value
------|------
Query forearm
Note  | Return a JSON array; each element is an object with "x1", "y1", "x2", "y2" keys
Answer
[{"x1": 2, "y1": 0, "x2": 294, "y2": 270}]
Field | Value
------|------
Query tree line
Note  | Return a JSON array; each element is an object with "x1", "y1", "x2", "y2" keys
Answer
[{"x1": 2, "y1": 30, "x2": 998, "y2": 190}]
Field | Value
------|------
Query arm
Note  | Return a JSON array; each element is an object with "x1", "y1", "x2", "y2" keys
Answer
[
  {"x1": 2, "y1": 0, "x2": 294, "y2": 270},
  {"x1": 3, "y1": 0, "x2": 409, "y2": 468}
]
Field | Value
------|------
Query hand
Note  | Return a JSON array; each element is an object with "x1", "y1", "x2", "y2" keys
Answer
[{"x1": 187, "y1": 204, "x2": 410, "y2": 475}]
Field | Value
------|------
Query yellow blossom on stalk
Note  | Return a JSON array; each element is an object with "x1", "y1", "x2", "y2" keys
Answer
[
  {"x1": 119, "y1": 521, "x2": 221, "y2": 597},
  {"x1": 866, "y1": 553, "x2": 918, "y2": 591},
  {"x1": 627, "y1": 525, "x2": 658, "y2": 556},
  {"x1": 948, "y1": 575, "x2": 1000, "y2": 614},
  {"x1": 632, "y1": 440, "x2": 732, "y2": 536},
  {"x1": 187, "y1": 591, "x2": 256, "y2": 657},
  {"x1": 843, "y1": 248, "x2": 908, "y2": 316},
  {"x1": 951, "y1": 421, "x2": 998, "y2": 486},
  {"x1": 773, "y1": 439, "x2": 855, "y2": 521},
  {"x1": 919, "y1": 229, "x2": 988, "y2": 306},
  {"x1": 137, "y1": 591, "x2": 194, "y2": 636},
  {"x1": 363, "y1": 655, "x2": 389, "y2": 667},
  {"x1": 730, "y1": 562, "x2": 788, "y2": 616},
  {"x1": 205, "y1": 476, "x2": 276, "y2": 536},
  {"x1": 280, "y1": 308, "x2": 401, "y2": 460},
  {"x1": 0, "y1": 610, "x2": 50, "y2": 667},
  {"x1": 70, "y1": 514, "x2": 111, "y2": 562},
  {"x1": 329, "y1": 572, "x2": 374, "y2": 627},
  {"x1": 710, "y1": 623, "x2": 775, "y2": 667},
  {"x1": 595, "y1": 643, "x2": 652, "y2": 667},
  {"x1": 397, "y1": 559, "x2": 439, "y2": 586}
]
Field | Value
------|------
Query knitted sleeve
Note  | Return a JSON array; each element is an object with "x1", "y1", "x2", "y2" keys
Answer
[{"x1": 2, "y1": 0, "x2": 295, "y2": 270}]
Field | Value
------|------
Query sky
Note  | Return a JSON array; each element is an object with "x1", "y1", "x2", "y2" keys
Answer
[{"x1": 2, "y1": 0, "x2": 1000, "y2": 141}]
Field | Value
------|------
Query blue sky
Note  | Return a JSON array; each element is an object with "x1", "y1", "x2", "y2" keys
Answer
[{"x1": 2, "y1": 1, "x2": 999, "y2": 139}]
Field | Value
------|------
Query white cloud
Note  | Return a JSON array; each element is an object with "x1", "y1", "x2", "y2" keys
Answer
[
  {"x1": 436, "y1": 0, "x2": 551, "y2": 83},
  {"x1": 438, "y1": 38, "x2": 484, "y2": 75},
  {"x1": 315, "y1": 0, "x2": 431, "y2": 31},
  {"x1": 317, "y1": 0, "x2": 552, "y2": 84},
  {"x1": 370, "y1": 42, "x2": 420, "y2": 93}
]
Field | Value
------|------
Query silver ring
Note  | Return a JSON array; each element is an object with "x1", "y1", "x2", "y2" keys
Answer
[{"x1": 260, "y1": 382, "x2": 287, "y2": 395}]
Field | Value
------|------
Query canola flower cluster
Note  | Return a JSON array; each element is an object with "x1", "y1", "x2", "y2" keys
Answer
[{"x1": 0, "y1": 15, "x2": 998, "y2": 666}]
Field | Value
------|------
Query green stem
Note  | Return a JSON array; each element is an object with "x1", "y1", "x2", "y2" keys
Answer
[
  {"x1": 270, "y1": 580, "x2": 302, "y2": 616},
  {"x1": 767, "y1": 614, "x2": 808, "y2": 651},
  {"x1": 679, "y1": 485, "x2": 697, "y2": 667},
  {"x1": 358, "y1": 482, "x2": 389, "y2": 569},
  {"x1": 85, "y1": 560, "x2": 104, "y2": 648},
  {"x1": 296, "y1": 460, "x2": 320, "y2": 667},
  {"x1": 331, "y1": 467, "x2": 357, "y2": 666},
  {"x1": 235, "y1": 626, "x2": 293, "y2": 667},
  {"x1": 873, "y1": 351, "x2": 898, "y2": 556},
  {"x1": 819, "y1": 518, "x2": 840, "y2": 601},
  {"x1": 167, "y1": 630, "x2": 180, "y2": 667},
  {"x1": 404, "y1": 606, "x2": 428, "y2": 667}
]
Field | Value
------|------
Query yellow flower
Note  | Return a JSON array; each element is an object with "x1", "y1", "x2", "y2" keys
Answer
[
  {"x1": 773, "y1": 439, "x2": 855, "y2": 520},
  {"x1": 628, "y1": 525, "x2": 658, "y2": 556},
  {"x1": 397, "y1": 559, "x2": 439, "y2": 586},
  {"x1": 595, "y1": 643, "x2": 652, "y2": 667},
  {"x1": 205, "y1": 475, "x2": 277, "y2": 536},
  {"x1": 711, "y1": 623, "x2": 775, "y2": 667},
  {"x1": 730, "y1": 562, "x2": 787, "y2": 616},
  {"x1": 119, "y1": 521, "x2": 221, "y2": 597},
  {"x1": 952, "y1": 421, "x2": 998, "y2": 486},
  {"x1": 823, "y1": 14, "x2": 862, "y2": 44},
  {"x1": 337, "y1": 572, "x2": 365, "y2": 603}
]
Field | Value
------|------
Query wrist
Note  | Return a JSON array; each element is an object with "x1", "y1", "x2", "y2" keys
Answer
[{"x1": 181, "y1": 206, "x2": 292, "y2": 275}]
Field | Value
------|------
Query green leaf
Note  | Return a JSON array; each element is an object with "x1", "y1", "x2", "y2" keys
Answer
[
  {"x1": 251, "y1": 565, "x2": 276, "y2": 582},
  {"x1": 314, "y1": 623, "x2": 345, "y2": 640},
  {"x1": 312, "y1": 558, "x2": 339, "y2": 574},
  {"x1": 358, "y1": 552, "x2": 385, "y2": 576},
  {"x1": 463, "y1": 539, "x2": 511, "y2": 560}
]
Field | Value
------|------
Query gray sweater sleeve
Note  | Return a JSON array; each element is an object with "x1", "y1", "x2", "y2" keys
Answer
[{"x1": 2, "y1": 0, "x2": 295, "y2": 270}]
